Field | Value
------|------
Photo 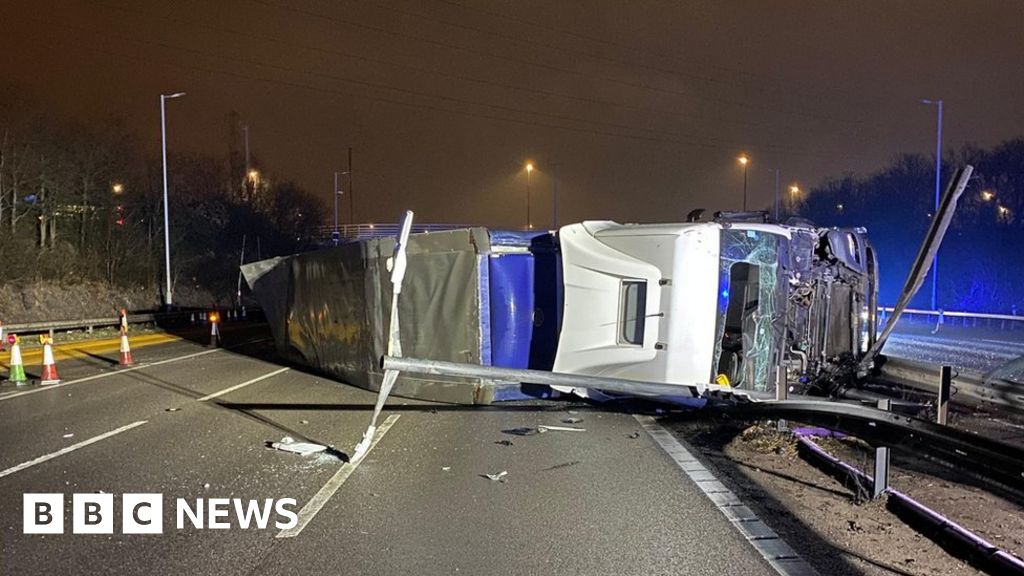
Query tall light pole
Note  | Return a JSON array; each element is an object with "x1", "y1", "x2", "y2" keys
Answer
[
  {"x1": 772, "y1": 168, "x2": 780, "y2": 221},
  {"x1": 160, "y1": 91, "x2": 186, "y2": 309},
  {"x1": 551, "y1": 165, "x2": 559, "y2": 229},
  {"x1": 738, "y1": 155, "x2": 750, "y2": 210},
  {"x1": 333, "y1": 170, "x2": 350, "y2": 244},
  {"x1": 921, "y1": 98, "x2": 943, "y2": 310},
  {"x1": 525, "y1": 162, "x2": 534, "y2": 229}
]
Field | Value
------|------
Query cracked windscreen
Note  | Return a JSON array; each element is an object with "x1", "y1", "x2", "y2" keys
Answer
[{"x1": 712, "y1": 229, "x2": 781, "y2": 391}]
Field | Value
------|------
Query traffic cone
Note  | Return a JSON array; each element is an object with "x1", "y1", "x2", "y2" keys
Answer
[
  {"x1": 6, "y1": 335, "x2": 26, "y2": 384},
  {"x1": 209, "y1": 312, "x2": 220, "y2": 347},
  {"x1": 118, "y1": 333, "x2": 134, "y2": 367},
  {"x1": 39, "y1": 336, "x2": 60, "y2": 385}
]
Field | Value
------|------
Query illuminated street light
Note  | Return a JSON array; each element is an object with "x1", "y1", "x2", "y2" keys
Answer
[
  {"x1": 998, "y1": 205, "x2": 1010, "y2": 217},
  {"x1": 525, "y1": 162, "x2": 534, "y2": 230},
  {"x1": 112, "y1": 183, "x2": 124, "y2": 194},
  {"x1": 160, "y1": 91, "x2": 186, "y2": 309},
  {"x1": 248, "y1": 169, "x2": 260, "y2": 181},
  {"x1": 981, "y1": 190, "x2": 995, "y2": 201},
  {"x1": 836, "y1": 203, "x2": 845, "y2": 212},
  {"x1": 787, "y1": 184, "x2": 800, "y2": 217},
  {"x1": 737, "y1": 155, "x2": 750, "y2": 211}
]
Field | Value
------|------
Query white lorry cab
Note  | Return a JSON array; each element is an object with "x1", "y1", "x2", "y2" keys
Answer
[{"x1": 554, "y1": 216, "x2": 879, "y2": 400}]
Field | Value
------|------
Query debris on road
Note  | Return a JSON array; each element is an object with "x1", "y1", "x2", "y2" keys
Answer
[
  {"x1": 494, "y1": 439, "x2": 514, "y2": 447},
  {"x1": 62, "y1": 433, "x2": 74, "y2": 438},
  {"x1": 504, "y1": 427, "x2": 538, "y2": 436},
  {"x1": 562, "y1": 417, "x2": 584, "y2": 424},
  {"x1": 628, "y1": 432, "x2": 641, "y2": 439},
  {"x1": 538, "y1": 425, "x2": 586, "y2": 433},
  {"x1": 165, "y1": 408, "x2": 180, "y2": 412},
  {"x1": 543, "y1": 460, "x2": 581, "y2": 471},
  {"x1": 442, "y1": 466, "x2": 451, "y2": 471},
  {"x1": 269, "y1": 436, "x2": 327, "y2": 456},
  {"x1": 482, "y1": 470, "x2": 508, "y2": 482},
  {"x1": 300, "y1": 419, "x2": 309, "y2": 424}
]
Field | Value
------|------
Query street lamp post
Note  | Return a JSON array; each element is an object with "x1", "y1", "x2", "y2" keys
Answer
[
  {"x1": 738, "y1": 155, "x2": 750, "y2": 211},
  {"x1": 921, "y1": 98, "x2": 943, "y2": 311},
  {"x1": 333, "y1": 170, "x2": 350, "y2": 245},
  {"x1": 551, "y1": 166, "x2": 559, "y2": 229},
  {"x1": 160, "y1": 91, "x2": 186, "y2": 309},
  {"x1": 789, "y1": 185, "x2": 800, "y2": 216},
  {"x1": 525, "y1": 162, "x2": 534, "y2": 230}
]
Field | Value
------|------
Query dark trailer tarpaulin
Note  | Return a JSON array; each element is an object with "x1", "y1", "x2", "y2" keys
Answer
[{"x1": 241, "y1": 228, "x2": 560, "y2": 404}]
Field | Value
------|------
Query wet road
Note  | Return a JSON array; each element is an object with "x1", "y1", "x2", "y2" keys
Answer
[{"x1": 0, "y1": 324, "x2": 781, "y2": 576}]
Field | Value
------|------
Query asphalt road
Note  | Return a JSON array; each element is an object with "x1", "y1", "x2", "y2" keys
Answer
[{"x1": 1, "y1": 323, "x2": 778, "y2": 576}]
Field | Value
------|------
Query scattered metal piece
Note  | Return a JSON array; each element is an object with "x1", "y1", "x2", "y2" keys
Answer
[
  {"x1": 62, "y1": 433, "x2": 74, "y2": 438},
  {"x1": 482, "y1": 470, "x2": 508, "y2": 482},
  {"x1": 165, "y1": 408, "x2": 180, "y2": 412},
  {"x1": 504, "y1": 427, "x2": 537, "y2": 436},
  {"x1": 628, "y1": 432, "x2": 641, "y2": 439},
  {"x1": 442, "y1": 466, "x2": 451, "y2": 471},
  {"x1": 270, "y1": 436, "x2": 327, "y2": 456},
  {"x1": 562, "y1": 417, "x2": 584, "y2": 424},
  {"x1": 300, "y1": 419, "x2": 309, "y2": 424},
  {"x1": 537, "y1": 425, "x2": 586, "y2": 433}
]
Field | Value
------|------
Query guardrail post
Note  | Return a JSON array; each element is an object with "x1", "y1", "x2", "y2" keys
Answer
[
  {"x1": 776, "y1": 365, "x2": 788, "y2": 431},
  {"x1": 873, "y1": 399, "x2": 891, "y2": 499},
  {"x1": 937, "y1": 365, "x2": 952, "y2": 425}
]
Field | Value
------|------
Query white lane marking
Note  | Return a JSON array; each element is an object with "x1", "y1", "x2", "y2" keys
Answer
[
  {"x1": 196, "y1": 367, "x2": 290, "y2": 402},
  {"x1": 635, "y1": 415, "x2": 817, "y2": 576},
  {"x1": 277, "y1": 414, "x2": 401, "y2": 539},
  {"x1": 982, "y1": 338, "x2": 1024, "y2": 348},
  {"x1": 0, "y1": 349, "x2": 224, "y2": 402},
  {"x1": 0, "y1": 420, "x2": 148, "y2": 479}
]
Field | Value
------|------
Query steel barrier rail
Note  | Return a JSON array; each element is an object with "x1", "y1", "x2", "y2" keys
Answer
[
  {"x1": 3, "y1": 308, "x2": 261, "y2": 337},
  {"x1": 880, "y1": 306, "x2": 1024, "y2": 330},
  {"x1": 875, "y1": 357, "x2": 1024, "y2": 412},
  {"x1": 715, "y1": 399, "x2": 1024, "y2": 495},
  {"x1": 315, "y1": 223, "x2": 472, "y2": 242}
]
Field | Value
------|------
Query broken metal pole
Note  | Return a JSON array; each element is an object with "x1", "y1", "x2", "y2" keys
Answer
[
  {"x1": 381, "y1": 355, "x2": 718, "y2": 400},
  {"x1": 937, "y1": 365, "x2": 952, "y2": 425},
  {"x1": 873, "y1": 399, "x2": 891, "y2": 499},
  {"x1": 861, "y1": 165, "x2": 973, "y2": 370}
]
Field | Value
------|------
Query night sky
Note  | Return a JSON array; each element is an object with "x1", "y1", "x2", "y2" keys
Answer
[{"x1": 3, "y1": 0, "x2": 1023, "y2": 229}]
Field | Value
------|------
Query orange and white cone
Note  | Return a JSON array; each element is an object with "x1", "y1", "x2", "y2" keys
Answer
[
  {"x1": 209, "y1": 312, "x2": 220, "y2": 347},
  {"x1": 118, "y1": 333, "x2": 134, "y2": 366},
  {"x1": 39, "y1": 336, "x2": 60, "y2": 385},
  {"x1": 117, "y1": 308, "x2": 133, "y2": 366}
]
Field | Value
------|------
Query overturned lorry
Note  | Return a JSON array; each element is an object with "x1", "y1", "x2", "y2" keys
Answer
[
  {"x1": 243, "y1": 166, "x2": 969, "y2": 406},
  {"x1": 243, "y1": 215, "x2": 879, "y2": 404}
]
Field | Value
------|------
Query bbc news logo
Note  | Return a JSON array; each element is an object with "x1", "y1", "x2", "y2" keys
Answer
[{"x1": 23, "y1": 494, "x2": 298, "y2": 534}]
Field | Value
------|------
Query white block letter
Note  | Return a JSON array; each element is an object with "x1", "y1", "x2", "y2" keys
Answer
[
  {"x1": 73, "y1": 493, "x2": 113, "y2": 534},
  {"x1": 24, "y1": 494, "x2": 63, "y2": 534},
  {"x1": 122, "y1": 494, "x2": 163, "y2": 534}
]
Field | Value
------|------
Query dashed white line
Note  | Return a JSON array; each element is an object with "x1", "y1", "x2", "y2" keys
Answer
[
  {"x1": 277, "y1": 414, "x2": 401, "y2": 539},
  {"x1": 196, "y1": 367, "x2": 290, "y2": 401},
  {"x1": 0, "y1": 420, "x2": 148, "y2": 479}
]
